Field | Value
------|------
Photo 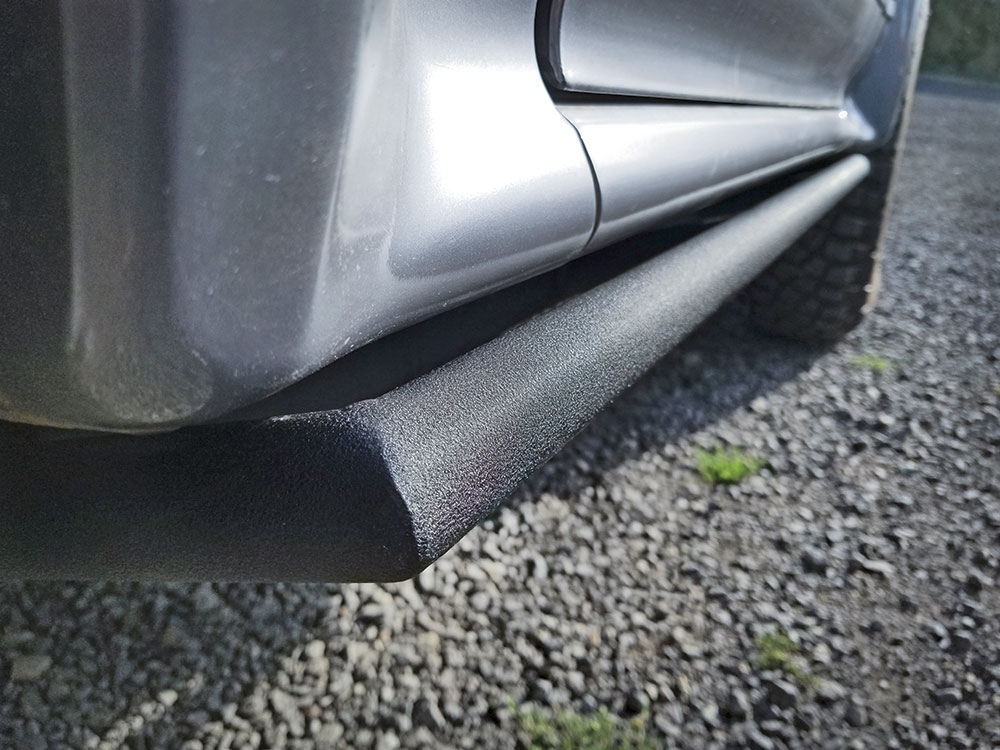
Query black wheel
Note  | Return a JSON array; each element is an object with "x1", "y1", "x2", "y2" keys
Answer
[{"x1": 744, "y1": 134, "x2": 902, "y2": 345}]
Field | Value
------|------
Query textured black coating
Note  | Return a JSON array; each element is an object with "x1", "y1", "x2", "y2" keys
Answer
[
  {"x1": 363, "y1": 156, "x2": 870, "y2": 565},
  {"x1": 1, "y1": 414, "x2": 419, "y2": 581},
  {"x1": 0, "y1": 157, "x2": 868, "y2": 581}
]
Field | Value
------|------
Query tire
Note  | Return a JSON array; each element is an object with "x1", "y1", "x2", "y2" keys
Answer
[
  {"x1": 745, "y1": 0, "x2": 928, "y2": 346},
  {"x1": 743, "y1": 135, "x2": 902, "y2": 345}
]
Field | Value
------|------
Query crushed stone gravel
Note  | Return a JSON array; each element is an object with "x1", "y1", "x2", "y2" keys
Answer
[{"x1": 2, "y1": 81, "x2": 998, "y2": 750}]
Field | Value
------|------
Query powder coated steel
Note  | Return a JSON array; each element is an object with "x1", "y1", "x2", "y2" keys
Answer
[{"x1": 0, "y1": 157, "x2": 869, "y2": 581}]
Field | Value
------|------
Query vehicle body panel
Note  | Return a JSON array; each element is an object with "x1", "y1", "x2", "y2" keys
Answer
[
  {"x1": 2, "y1": 0, "x2": 597, "y2": 430},
  {"x1": 549, "y1": 0, "x2": 887, "y2": 107},
  {"x1": 0, "y1": 0, "x2": 921, "y2": 431},
  {"x1": 560, "y1": 105, "x2": 873, "y2": 250}
]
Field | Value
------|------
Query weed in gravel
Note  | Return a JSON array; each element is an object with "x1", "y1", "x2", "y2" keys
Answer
[
  {"x1": 696, "y1": 446, "x2": 765, "y2": 484},
  {"x1": 512, "y1": 703, "x2": 656, "y2": 750},
  {"x1": 850, "y1": 353, "x2": 893, "y2": 373},
  {"x1": 755, "y1": 632, "x2": 819, "y2": 688}
]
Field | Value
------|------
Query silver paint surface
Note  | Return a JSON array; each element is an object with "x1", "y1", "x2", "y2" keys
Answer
[
  {"x1": 552, "y1": 0, "x2": 887, "y2": 107},
  {"x1": 1, "y1": 1, "x2": 908, "y2": 431},
  {"x1": 3, "y1": 0, "x2": 597, "y2": 430},
  {"x1": 561, "y1": 105, "x2": 874, "y2": 249},
  {"x1": 850, "y1": 0, "x2": 930, "y2": 145}
]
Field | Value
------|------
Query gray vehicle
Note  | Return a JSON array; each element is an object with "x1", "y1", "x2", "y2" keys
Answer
[{"x1": 0, "y1": 0, "x2": 928, "y2": 580}]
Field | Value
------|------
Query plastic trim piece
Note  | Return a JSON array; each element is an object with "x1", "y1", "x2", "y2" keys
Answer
[{"x1": 0, "y1": 157, "x2": 869, "y2": 581}]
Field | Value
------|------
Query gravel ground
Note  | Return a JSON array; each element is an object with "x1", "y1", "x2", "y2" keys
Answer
[{"x1": 2, "y1": 81, "x2": 998, "y2": 750}]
